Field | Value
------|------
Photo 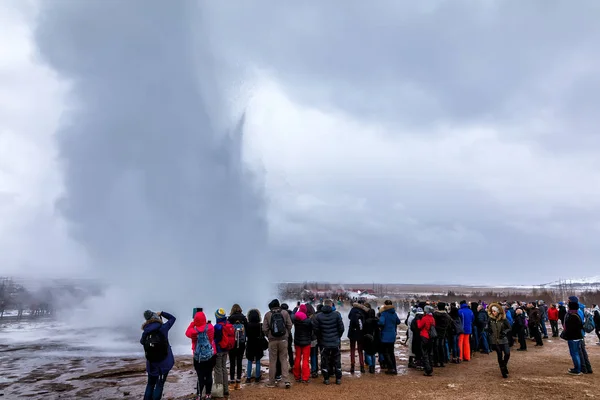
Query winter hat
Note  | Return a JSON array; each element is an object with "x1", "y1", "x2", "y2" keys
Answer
[
  {"x1": 299, "y1": 304, "x2": 307, "y2": 314},
  {"x1": 269, "y1": 299, "x2": 280, "y2": 310},
  {"x1": 281, "y1": 303, "x2": 289, "y2": 310},
  {"x1": 424, "y1": 305, "x2": 434, "y2": 315},
  {"x1": 558, "y1": 301, "x2": 564, "y2": 306},
  {"x1": 568, "y1": 296, "x2": 579, "y2": 304},
  {"x1": 295, "y1": 311, "x2": 307, "y2": 321},
  {"x1": 143, "y1": 310, "x2": 154, "y2": 321},
  {"x1": 215, "y1": 308, "x2": 226, "y2": 320},
  {"x1": 416, "y1": 307, "x2": 424, "y2": 315},
  {"x1": 568, "y1": 301, "x2": 579, "y2": 311},
  {"x1": 491, "y1": 306, "x2": 500, "y2": 313},
  {"x1": 437, "y1": 302, "x2": 446, "y2": 311}
]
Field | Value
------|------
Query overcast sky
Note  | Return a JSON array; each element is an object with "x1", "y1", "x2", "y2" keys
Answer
[{"x1": 2, "y1": 1, "x2": 600, "y2": 288}]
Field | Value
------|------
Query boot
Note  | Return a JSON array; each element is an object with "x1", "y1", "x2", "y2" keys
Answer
[
  {"x1": 350, "y1": 365, "x2": 355, "y2": 374},
  {"x1": 369, "y1": 365, "x2": 375, "y2": 374},
  {"x1": 234, "y1": 381, "x2": 241, "y2": 390},
  {"x1": 360, "y1": 365, "x2": 365, "y2": 374}
]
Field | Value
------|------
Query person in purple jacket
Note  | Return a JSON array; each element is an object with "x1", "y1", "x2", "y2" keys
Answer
[{"x1": 140, "y1": 310, "x2": 176, "y2": 400}]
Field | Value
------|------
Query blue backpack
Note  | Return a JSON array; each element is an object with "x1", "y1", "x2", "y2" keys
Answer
[{"x1": 194, "y1": 325, "x2": 214, "y2": 362}]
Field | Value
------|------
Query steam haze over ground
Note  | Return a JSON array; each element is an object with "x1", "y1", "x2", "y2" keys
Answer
[{"x1": 2, "y1": 0, "x2": 600, "y2": 328}]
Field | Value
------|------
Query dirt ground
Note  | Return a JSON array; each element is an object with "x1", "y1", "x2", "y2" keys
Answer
[{"x1": 2, "y1": 333, "x2": 598, "y2": 399}]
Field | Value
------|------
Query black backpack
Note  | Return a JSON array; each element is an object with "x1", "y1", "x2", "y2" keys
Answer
[
  {"x1": 349, "y1": 310, "x2": 364, "y2": 332},
  {"x1": 143, "y1": 329, "x2": 168, "y2": 363},
  {"x1": 270, "y1": 310, "x2": 286, "y2": 338}
]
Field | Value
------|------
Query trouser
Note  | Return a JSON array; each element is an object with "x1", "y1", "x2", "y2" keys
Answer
[
  {"x1": 540, "y1": 318, "x2": 548, "y2": 336},
  {"x1": 421, "y1": 337, "x2": 433, "y2": 374},
  {"x1": 479, "y1": 330, "x2": 490, "y2": 353},
  {"x1": 194, "y1": 357, "x2": 215, "y2": 396},
  {"x1": 349, "y1": 338, "x2": 364, "y2": 367},
  {"x1": 458, "y1": 333, "x2": 471, "y2": 361},
  {"x1": 382, "y1": 342, "x2": 397, "y2": 371},
  {"x1": 321, "y1": 347, "x2": 342, "y2": 380},
  {"x1": 517, "y1": 328, "x2": 527, "y2": 350},
  {"x1": 494, "y1": 343, "x2": 510, "y2": 370},
  {"x1": 412, "y1": 334, "x2": 422, "y2": 360},
  {"x1": 246, "y1": 359, "x2": 261, "y2": 379},
  {"x1": 531, "y1": 325, "x2": 543, "y2": 345},
  {"x1": 229, "y1": 346, "x2": 245, "y2": 382},
  {"x1": 579, "y1": 340, "x2": 592, "y2": 373},
  {"x1": 568, "y1": 340, "x2": 582, "y2": 373},
  {"x1": 144, "y1": 372, "x2": 168, "y2": 400},
  {"x1": 595, "y1": 327, "x2": 600, "y2": 342},
  {"x1": 365, "y1": 353, "x2": 375, "y2": 367},
  {"x1": 214, "y1": 352, "x2": 229, "y2": 395},
  {"x1": 268, "y1": 340, "x2": 290, "y2": 384},
  {"x1": 293, "y1": 345, "x2": 311, "y2": 381},
  {"x1": 433, "y1": 336, "x2": 447, "y2": 365},
  {"x1": 450, "y1": 335, "x2": 459, "y2": 359},
  {"x1": 550, "y1": 320, "x2": 559, "y2": 337},
  {"x1": 275, "y1": 338, "x2": 294, "y2": 377},
  {"x1": 472, "y1": 326, "x2": 479, "y2": 353},
  {"x1": 310, "y1": 346, "x2": 318, "y2": 373}
]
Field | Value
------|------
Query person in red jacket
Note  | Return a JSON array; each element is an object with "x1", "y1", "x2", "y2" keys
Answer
[
  {"x1": 548, "y1": 304, "x2": 560, "y2": 338},
  {"x1": 417, "y1": 305, "x2": 436, "y2": 376},
  {"x1": 186, "y1": 311, "x2": 217, "y2": 400}
]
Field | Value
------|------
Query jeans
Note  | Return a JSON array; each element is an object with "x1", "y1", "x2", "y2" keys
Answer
[
  {"x1": 194, "y1": 357, "x2": 215, "y2": 396},
  {"x1": 568, "y1": 340, "x2": 582, "y2": 373},
  {"x1": 365, "y1": 353, "x2": 375, "y2": 367},
  {"x1": 214, "y1": 352, "x2": 229, "y2": 395},
  {"x1": 540, "y1": 317, "x2": 548, "y2": 336},
  {"x1": 229, "y1": 346, "x2": 245, "y2": 382},
  {"x1": 310, "y1": 346, "x2": 318, "y2": 373},
  {"x1": 293, "y1": 345, "x2": 311, "y2": 381},
  {"x1": 472, "y1": 326, "x2": 479, "y2": 353},
  {"x1": 144, "y1": 372, "x2": 168, "y2": 400},
  {"x1": 321, "y1": 347, "x2": 342, "y2": 380},
  {"x1": 550, "y1": 320, "x2": 559, "y2": 337},
  {"x1": 450, "y1": 334, "x2": 459, "y2": 359},
  {"x1": 246, "y1": 359, "x2": 261, "y2": 379},
  {"x1": 479, "y1": 330, "x2": 490, "y2": 353},
  {"x1": 349, "y1": 338, "x2": 364, "y2": 367}
]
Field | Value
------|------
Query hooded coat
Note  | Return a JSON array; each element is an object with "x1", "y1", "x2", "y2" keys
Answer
[
  {"x1": 362, "y1": 308, "x2": 380, "y2": 356},
  {"x1": 245, "y1": 309, "x2": 265, "y2": 361},
  {"x1": 347, "y1": 303, "x2": 369, "y2": 340},
  {"x1": 486, "y1": 303, "x2": 511, "y2": 345},
  {"x1": 185, "y1": 311, "x2": 217, "y2": 355},
  {"x1": 293, "y1": 304, "x2": 313, "y2": 347},
  {"x1": 313, "y1": 304, "x2": 344, "y2": 348},
  {"x1": 378, "y1": 305, "x2": 401, "y2": 343},
  {"x1": 458, "y1": 303, "x2": 474, "y2": 335},
  {"x1": 140, "y1": 311, "x2": 176, "y2": 376}
]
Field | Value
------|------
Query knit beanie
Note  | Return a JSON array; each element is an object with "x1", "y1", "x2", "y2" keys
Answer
[
  {"x1": 568, "y1": 301, "x2": 579, "y2": 311},
  {"x1": 144, "y1": 310, "x2": 154, "y2": 321},
  {"x1": 215, "y1": 308, "x2": 226, "y2": 320},
  {"x1": 269, "y1": 299, "x2": 280, "y2": 310},
  {"x1": 416, "y1": 307, "x2": 424, "y2": 315},
  {"x1": 424, "y1": 305, "x2": 434, "y2": 315},
  {"x1": 568, "y1": 296, "x2": 579, "y2": 304}
]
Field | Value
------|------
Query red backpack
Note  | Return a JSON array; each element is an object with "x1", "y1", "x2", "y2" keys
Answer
[{"x1": 219, "y1": 322, "x2": 235, "y2": 351}]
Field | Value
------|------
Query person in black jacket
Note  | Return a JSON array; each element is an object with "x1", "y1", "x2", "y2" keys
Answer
[
  {"x1": 313, "y1": 299, "x2": 345, "y2": 385},
  {"x1": 292, "y1": 304, "x2": 312, "y2": 383},
  {"x1": 564, "y1": 300, "x2": 584, "y2": 375},
  {"x1": 514, "y1": 309, "x2": 527, "y2": 351},
  {"x1": 433, "y1": 302, "x2": 453, "y2": 367},
  {"x1": 361, "y1": 308, "x2": 380, "y2": 374},
  {"x1": 245, "y1": 309, "x2": 265, "y2": 383},
  {"x1": 228, "y1": 304, "x2": 248, "y2": 390},
  {"x1": 476, "y1": 305, "x2": 490, "y2": 354},
  {"x1": 347, "y1": 302, "x2": 368, "y2": 374},
  {"x1": 558, "y1": 301, "x2": 567, "y2": 329}
]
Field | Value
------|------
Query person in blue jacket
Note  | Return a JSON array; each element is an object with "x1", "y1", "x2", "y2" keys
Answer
[
  {"x1": 140, "y1": 310, "x2": 176, "y2": 400},
  {"x1": 458, "y1": 301, "x2": 474, "y2": 361},
  {"x1": 378, "y1": 300, "x2": 400, "y2": 374},
  {"x1": 571, "y1": 297, "x2": 593, "y2": 374}
]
